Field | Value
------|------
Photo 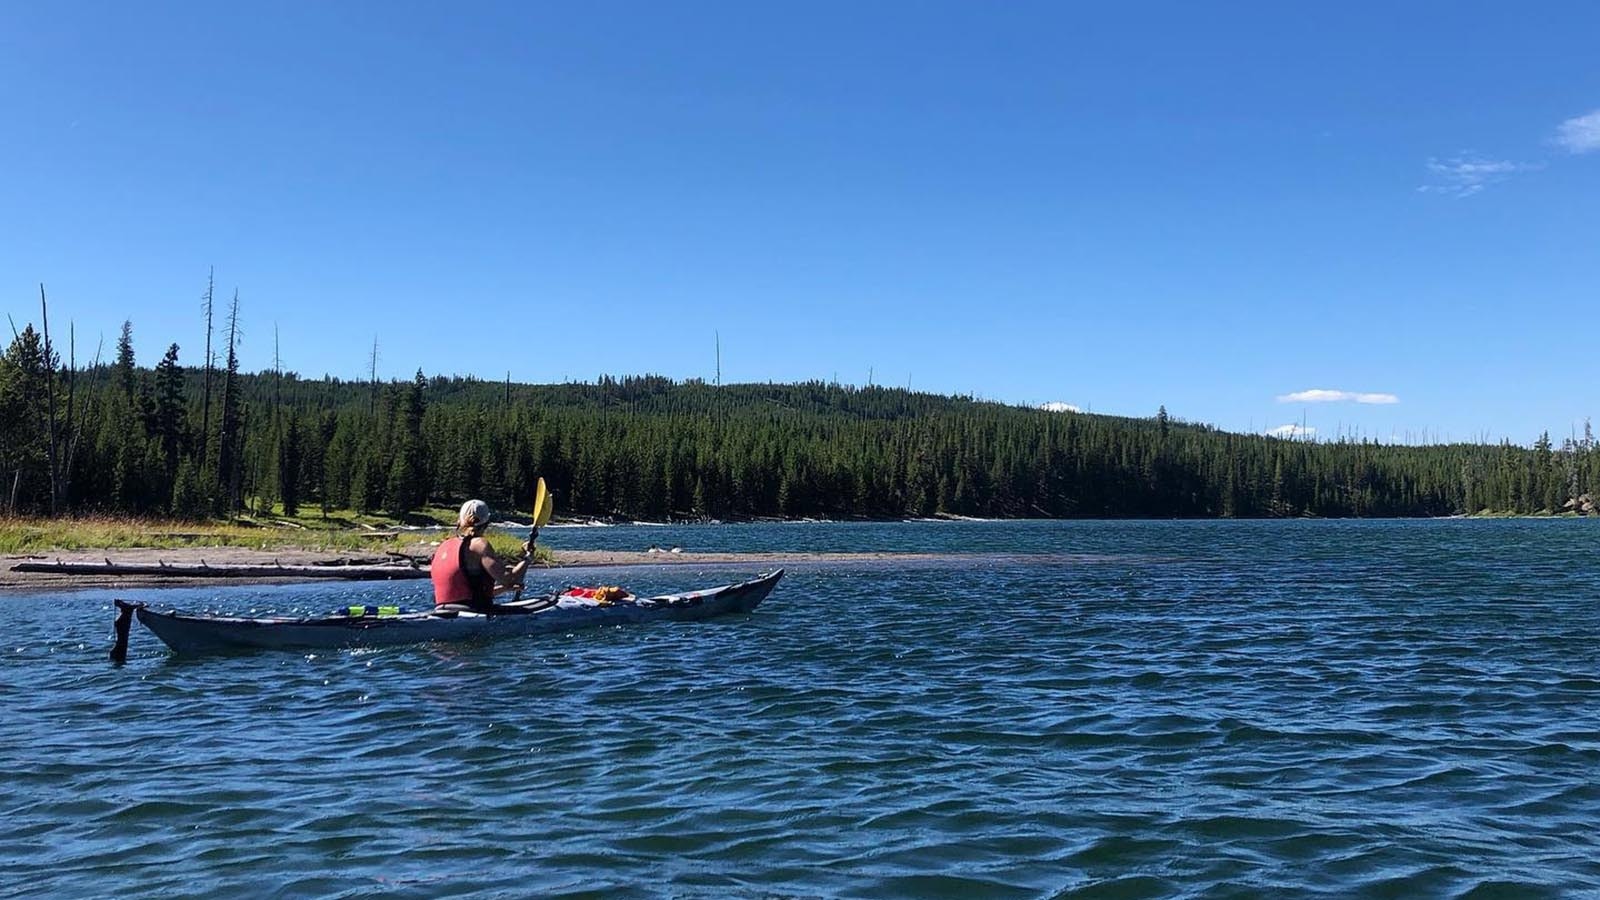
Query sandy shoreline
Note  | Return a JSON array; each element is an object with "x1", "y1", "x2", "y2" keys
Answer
[{"x1": 0, "y1": 546, "x2": 944, "y2": 593}]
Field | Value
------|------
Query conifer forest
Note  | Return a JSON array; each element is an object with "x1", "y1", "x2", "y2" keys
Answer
[{"x1": 3, "y1": 292, "x2": 1595, "y2": 522}]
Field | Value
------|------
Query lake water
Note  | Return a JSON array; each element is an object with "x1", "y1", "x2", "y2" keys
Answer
[{"x1": 3, "y1": 520, "x2": 1598, "y2": 898}]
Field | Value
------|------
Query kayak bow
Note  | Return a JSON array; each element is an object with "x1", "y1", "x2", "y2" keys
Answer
[{"x1": 113, "y1": 569, "x2": 782, "y2": 658}]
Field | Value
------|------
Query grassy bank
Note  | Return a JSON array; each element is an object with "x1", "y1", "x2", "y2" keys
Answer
[{"x1": 0, "y1": 513, "x2": 552, "y2": 563}]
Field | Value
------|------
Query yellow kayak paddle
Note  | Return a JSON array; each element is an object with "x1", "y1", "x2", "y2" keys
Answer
[
  {"x1": 533, "y1": 477, "x2": 554, "y2": 527},
  {"x1": 516, "y1": 478, "x2": 554, "y2": 602}
]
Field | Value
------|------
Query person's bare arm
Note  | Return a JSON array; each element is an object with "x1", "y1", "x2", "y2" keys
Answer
[{"x1": 472, "y1": 537, "x2": 530, "y2": 593}]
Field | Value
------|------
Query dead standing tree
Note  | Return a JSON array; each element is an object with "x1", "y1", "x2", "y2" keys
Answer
[
  {"x1": 62, "y1": 330, "x2": 103, "y2": 508},
  {"x1": 199, "y1": 267, "x2": 216, "y2": 463},
  {"x1": 368, "y1": 335, "x2": 379, "y2": 416},
  {"x1": 60, "y1": 323, "x2": 84, "y2": 510},
  {"x1": 30, "y1": 284, "x2": 93, "y2": 515},
  {"x1": 216, "y1": 289, "x2": 244, "y2": 514},
  {"x1": 38, "y1": 285, "x2": 65, "y2": 513}
]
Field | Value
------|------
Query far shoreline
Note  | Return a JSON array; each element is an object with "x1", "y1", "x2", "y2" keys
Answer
[
  {"x1": 2, "y1": 512, "x2": 1590, "y2": 595},
  {"x1": 0, "y1": 546, "x2": 949, "y2": 594}
]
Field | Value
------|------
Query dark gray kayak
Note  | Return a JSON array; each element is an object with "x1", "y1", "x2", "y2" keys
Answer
[{"x1": 113, "y1": 570, "x2": 782, "y2": 658}]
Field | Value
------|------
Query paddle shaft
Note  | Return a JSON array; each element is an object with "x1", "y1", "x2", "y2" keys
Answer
[{"x1": 514, "y1": 478, "x2": 550, "y2": 601}]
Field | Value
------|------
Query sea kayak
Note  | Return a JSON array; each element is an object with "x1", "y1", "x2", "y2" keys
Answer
[{"x1": 113, "y1": 570, "x2": 782, "y2": 658}]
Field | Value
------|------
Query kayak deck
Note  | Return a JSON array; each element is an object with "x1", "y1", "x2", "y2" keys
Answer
[{"x1": 118, "y1": 570, "x2": 782, "y2": 657}]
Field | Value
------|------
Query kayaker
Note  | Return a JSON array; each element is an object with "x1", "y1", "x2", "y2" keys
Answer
[{"x1": 431, "y1": 499, "x2": 534, "y2": 612}]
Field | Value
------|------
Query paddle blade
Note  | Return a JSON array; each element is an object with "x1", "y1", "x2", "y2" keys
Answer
[{"x1": 533, "y1": 477, "x2": 554, "y2": 527}]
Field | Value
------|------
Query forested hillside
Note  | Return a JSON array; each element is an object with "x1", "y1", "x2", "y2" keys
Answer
[{"x1": 2, "y1": 315, "x2": 1595, "y2": 521}]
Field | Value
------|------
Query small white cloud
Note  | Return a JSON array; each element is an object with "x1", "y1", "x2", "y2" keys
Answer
[
  {"x1": 1277, "y1": 389, "x2": 1399, "y2": 405},
  {"x1": 1268, "y1": 424, "x2": 1316, "y2": 439},
  {"x1": 1555, "y1": 109, "x2": 1600, "y2": 154},
  {"x1": 1040, "y1": 401, "x2": 1080, "y2": 413},
  {"x1": 1419, "y1": 154, "x2": 1531, "y2": 197}
]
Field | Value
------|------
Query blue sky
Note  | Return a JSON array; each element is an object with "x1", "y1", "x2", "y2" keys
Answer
[{"x1": 2, "y1": 2, "x2": 1596, "y2": 444}]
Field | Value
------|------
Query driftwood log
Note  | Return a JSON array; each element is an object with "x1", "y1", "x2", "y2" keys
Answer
[{"x1": 10, "y1": 560, "x2": 429, "y2": 581}]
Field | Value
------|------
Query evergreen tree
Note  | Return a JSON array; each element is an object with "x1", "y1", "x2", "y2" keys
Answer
[
  {"x1": 0, "y1": 341, "x2": 31, "y2": 511},
  {"x1": 279, "y1": 416, "x2": 303, "y2": 516},
  {"x1": 384, "y1": 370, "x2": 429, "y2": 516},
  {"x1": 152, "y1": 343, "x2": 185, "y2": 472},
  {"x1": 171, "y1": 456, "x2": 206, "y2": 519},
  {"x1": 0, "y1": 327, "x2": 52, "y2": 513},
  {"x1": 115, "y1": 320, "x2": 137, "y2": 403}
]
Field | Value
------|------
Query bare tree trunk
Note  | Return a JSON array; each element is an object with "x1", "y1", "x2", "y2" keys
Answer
[
  {"x1": 221, "y1": 289, "x2": 242, "y2": 513},
  {"x1": 368, "y1": 335, "x2": 379, "y2": 416},
  {"x1": 200, "y1": 267, "x2": 215, "y2": 463},
  {"x1": 273, "y1": 323, "x2": 282, "y2": 409},
  {"x1": 59, "y1": 323, "x2": 78, "y2": 505},
  {"x1": 66, "y1": 335, "x2": 101, "y2": 488},
  {"x1": 65, "y1": 324, "x2": 75, "y2": 430},
  {"x1": 39, "y1": 284, "x2": 61, "y2": 514}
]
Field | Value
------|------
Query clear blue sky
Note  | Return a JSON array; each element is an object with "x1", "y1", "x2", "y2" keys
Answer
[{"x1": 3, "y1": 2, "x2": 1596, "y2": 444}]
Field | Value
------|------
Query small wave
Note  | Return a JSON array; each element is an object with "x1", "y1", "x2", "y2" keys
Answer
[
  {"x1": 1455, "y1": 879, "x2": 1566, "y2": 899},
  {"x1": 1055, "y1": 874, "x2": 1183, "y2": 898}
]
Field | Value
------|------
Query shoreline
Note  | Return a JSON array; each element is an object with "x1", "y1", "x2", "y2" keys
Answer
[
  {"x1": 0, "y1": 546, "x2": 944, "y2": 593},
  {"x1": 4, "y1": 513, "x2": 1588, "y2": 594}
]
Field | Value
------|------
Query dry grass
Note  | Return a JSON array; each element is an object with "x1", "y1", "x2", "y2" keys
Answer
[
  {"x1": 0, "y1": 515, "x2": 403, "y2": 553},
  {"x1": 0, "y1": 514, "x2": 555, "y2": 565}
]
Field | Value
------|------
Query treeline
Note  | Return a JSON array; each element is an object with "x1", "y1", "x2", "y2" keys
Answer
[{"x1": 3, "y1": 307, "x2": 1597, "y2": 521}]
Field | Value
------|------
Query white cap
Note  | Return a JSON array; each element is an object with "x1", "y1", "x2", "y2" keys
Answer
[{"x1": 458, "y1": 499, "x2": 492, "y2": 531}]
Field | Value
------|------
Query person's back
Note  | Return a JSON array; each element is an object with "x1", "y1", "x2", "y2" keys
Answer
[{"x1": 431, "y1": 533, "x2": 496, "y2": 608}]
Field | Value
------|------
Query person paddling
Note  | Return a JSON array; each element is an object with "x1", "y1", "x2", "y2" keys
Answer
[{"x1": 431, "y1": 499, "x2": 535, "y2": 613}]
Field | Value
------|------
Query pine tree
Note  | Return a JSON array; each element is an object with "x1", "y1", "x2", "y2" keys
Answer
[
  {"x1": 115, "y1": 320, "x2": 137, "y2": 402},
  {"x1": 315, "y1": 411, "x2": 338, "y2": 515},
  {"x1": 0, "y1": 327, "x2": 50, "y2": 512},
  {"x1": 354, "y1": 446, "x2": 385, "y2": 514},
  {"x1": 152, "y1": 343, "x2": 185, "y2": 472},
  {"x1": 1, "y1": 326, "x2": 61, "y2": 513},
  {"x1": 384, "y1": 370, "x2": 429, "y2": 516},
  {"x1": 279, "y1": 416, "x2": 303, "y2": 516},
  {"x1": 171, "y1": 456, "x2": 205, "y2": 519}
]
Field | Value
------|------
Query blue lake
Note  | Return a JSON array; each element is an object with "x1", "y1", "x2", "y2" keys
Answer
[{"x1": 3, "y1": 519, "x2": 1599, "y2": 897}]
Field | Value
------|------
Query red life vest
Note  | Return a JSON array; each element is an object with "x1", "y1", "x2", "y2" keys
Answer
[{"x1": 431, "y1": 536, "x2": 494, "y2": 607}]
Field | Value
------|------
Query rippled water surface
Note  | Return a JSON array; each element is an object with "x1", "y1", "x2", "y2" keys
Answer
[{"x1": 4, "y1": 520, "x2": 1600, "y2": 898}]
